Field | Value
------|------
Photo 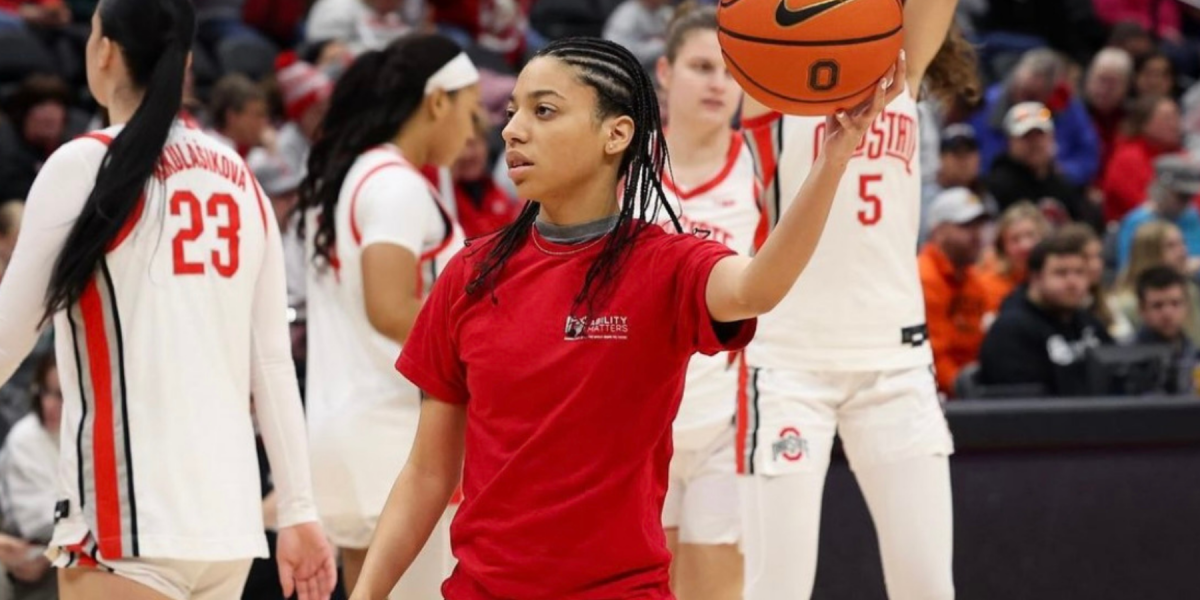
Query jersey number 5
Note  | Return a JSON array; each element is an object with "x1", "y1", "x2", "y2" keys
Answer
[
  {"x1": 171, "y1": 191, "x2": 240, "y2": 277},
  {"x1": 857, "y1": 174, "x2": 882, "y2": 226}
]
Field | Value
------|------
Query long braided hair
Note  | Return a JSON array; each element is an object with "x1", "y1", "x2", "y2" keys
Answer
[{"x1": 466, "y1": 37, "x2": 682, "y2": 311}]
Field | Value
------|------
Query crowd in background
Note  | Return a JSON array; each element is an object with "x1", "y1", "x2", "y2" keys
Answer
[{"x1": 3, "y1": 0, "x2": 1200, "y2": 597}]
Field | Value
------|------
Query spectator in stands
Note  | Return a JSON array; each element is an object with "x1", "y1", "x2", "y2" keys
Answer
[
  {"x1": 0, "y1": 200, "x2": 21, "y2": 282},
  {"x1": 1083, "y1": 48, "x2": 1134, "y2": 178},
  {"x1": 1101, "y1": 95, "x2": 1183, "y2": 224},
  {"x1": 0, "y1": 74, "x2": 73, "y2": 200},
  {"x1": 240, "y1": 0, "x2": 306, "y2": 48},
  {"x1": 0, "y1": 352, "x2": 59, "y2": 598},
  {"x1": 1094, "y1": 2, "x2": 1184, "y2": 47},
  {"x1": 969, "y1": 49, "x2": 1101, "y2": 188},
  {"x1": 430, "y1": 0, "x2": 538, "y2": 66},
  {"x1": 979, "y1": 201, "x2": 1051, "y2": 308},
  {"x1": 1134, "y1": 266, "x2": 1196, "y2": 395},
  {"x1": 248, "y1": 149, "x2": 306, "y2": 314},
  {"x1": 1107, "y1": 20, "x2": 1156, "y2": 63},
  {"x1": 1182, "y1": 81, "x2": 1200, "y2": 157},
  {"x1": 1060, "y1": 222, "x2": 1134, "y2": 341},
  {"x1": 919, "y1": 188, "x2": 995, "y2": 396},
  {"x1": 602, "y1": 0, "x2": 673, "y2": 70},
  {"x1": 1116, "y1": 154, "x2": 1200, "y2": 269},
  {"x1": 270, "y1": 52, "x2": 333, "y2": 180},
  {"x1": 1112, "y1": 220, "x2": 1200, "y2": 342},
  {"x1": 0, "y1": 0, "x2": 68, "y2": 30},
  {"x1": 1133, "y1": 52, "x2": 1176, "y2": 100},
  {"x1": 978, "y1": 233, "x2": 1113, "y2": 397},
  {"x1": 208, "y1": 73, "x2": 269, "y2": 157},
  {"x1": 937, "y1": 123, "x2": 985, "y2": 196},
  {"x1": 306, "y1": 0, "x2": 427, "y2": 55},
  {"x1": 448, "y1": 121, "x2": 519, "y2": 238},
  {"x1": 984, "y1": 101, "x2": 1092, "y2": 225}
]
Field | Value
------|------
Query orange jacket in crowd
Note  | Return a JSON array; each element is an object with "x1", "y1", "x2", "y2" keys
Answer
[
  {"x1": 976, "y1": 250, "x2": 1026, "y2": 310},
  {"x1": 918, "y1": 243, "x2": 999, "y2": 396}
]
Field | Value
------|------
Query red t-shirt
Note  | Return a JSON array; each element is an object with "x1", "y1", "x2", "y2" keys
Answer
[{"x1": 396, "y1": 222, "x2": 755, "y2": 600}]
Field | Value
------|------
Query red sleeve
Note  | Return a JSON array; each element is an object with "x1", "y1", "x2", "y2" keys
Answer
[
  {"x1": 396, "y1": 253, "x2": 470, "y2": 404},
  {"x1": 741, "y1": 111, "x2": 783, "y2": 190},
  {"x1": 1100, "y1": 145, "x2": 1151, "y2": 221},
  {"x1": 672, "y1": 235, "x2": 758, "y2": 356}
]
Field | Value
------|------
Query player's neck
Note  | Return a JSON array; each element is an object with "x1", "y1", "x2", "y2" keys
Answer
[
  {"x1": 106, "y1": 86, "x2": 145, "y2": 127},
  {"x1": 538, "y1": 178, "x2": 620, "y2": 227},
  {"x1": 393, "y1": 122, "x2": 432, "y2": 167},
  {"x1": 665, "y1": 121, "x2": 729, "y2": 170}
]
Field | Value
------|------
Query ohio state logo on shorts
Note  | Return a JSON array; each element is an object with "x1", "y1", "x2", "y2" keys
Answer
[{"x1": 772, "y1": 427, "x2": 808, "y2": 462}]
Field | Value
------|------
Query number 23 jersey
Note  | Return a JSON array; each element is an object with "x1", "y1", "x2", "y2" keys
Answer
[{"x1": 743, "y1": 92, "x2": 932, "y2": 371}]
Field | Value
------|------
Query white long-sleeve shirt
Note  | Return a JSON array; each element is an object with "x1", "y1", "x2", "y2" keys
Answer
[
  {"x1": 0, "y1": 414, "x2": 59, "y2": 543},
  {"x1": 0, "y1": 122, "x2": 317, "y2": 561}
]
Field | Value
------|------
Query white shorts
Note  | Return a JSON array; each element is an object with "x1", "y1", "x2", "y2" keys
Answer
[
  {"x1": 662, "y1": 425, "x2": 740, "y2": 545},
  {"x1": 50, "y1": 536, "x2": 251, "y2": 600},
  {"x1": 737, "y1": 366, "x2": 954, "y2": 476},
  {"x1": 309, "y1": 404, "x2": 418, "y2": 548}
]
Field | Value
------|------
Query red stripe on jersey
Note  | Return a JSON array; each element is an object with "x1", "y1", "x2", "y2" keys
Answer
[
  {"x1": 742, "y1": 112, "x2": 781, "y2": 189},
  {"x1": 79, "y1": 280, "x2": 122, "y2": 558},
  {"x1": 662, "y1": 133, "x2": 744, "y2": 200},
  {"x1": 348, "y1": 162, "x2": 408, "y2": 246},
  {"x1": 78, "y1": 132, "x2": 113, "y2": 145},
  {"x1": 107, "y1": 193, "x2": 145, "y2": 252},
  {"x1": 735, "y1": 354, "x2": 750, "y2": 475}
]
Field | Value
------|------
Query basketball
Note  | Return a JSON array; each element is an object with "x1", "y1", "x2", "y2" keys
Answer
[{"x1": 717, "y1": 0, "x2": 904, "y2": 116}]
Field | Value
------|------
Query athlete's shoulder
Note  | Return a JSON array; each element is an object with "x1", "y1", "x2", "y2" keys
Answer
[
  {"x1": 57, "y1": 124, "x2": 124, "y2": 162},
  {"x1": 348, "y1": 147, "x2": 430, "y2": 190}
]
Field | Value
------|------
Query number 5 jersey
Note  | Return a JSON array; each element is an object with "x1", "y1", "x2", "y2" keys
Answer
[{"x1": 742, "y1": 93, "x2": 932, "y2": 372}]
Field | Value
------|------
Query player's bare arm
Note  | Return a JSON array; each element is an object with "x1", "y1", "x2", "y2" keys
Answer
[
  {"x1": 902, "y1": 0, "x2": 959, "y2": 92},
  {"x1": 707, "y1": 53, "x2": 906, "y2": 323},
  {"x1": 362, "y1": 244, "x2": 422, "y2": 343},
  {"x1": 351, "y1": 400, "x2": 466, "y2": 600}
]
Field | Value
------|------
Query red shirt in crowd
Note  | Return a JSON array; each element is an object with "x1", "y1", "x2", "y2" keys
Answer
[
  {"x1": 396, "y1": 223, "x2": 755, "y2": 600},
  {"x1": 1101, "y1": 136, "x2": 1176, "y2": 223}
]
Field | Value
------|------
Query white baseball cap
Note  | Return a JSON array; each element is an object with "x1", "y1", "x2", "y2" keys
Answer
[
  {"x1": 926, "y1": 187, "x2": 988, "y2": 229},
  {"x1": 1004, "y1": 101, "x2": 1055, "y2": 137}
]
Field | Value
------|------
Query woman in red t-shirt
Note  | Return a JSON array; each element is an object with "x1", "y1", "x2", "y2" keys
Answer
[{"x1": 351, "y1": 38, "x2": 905, "y2": 600}]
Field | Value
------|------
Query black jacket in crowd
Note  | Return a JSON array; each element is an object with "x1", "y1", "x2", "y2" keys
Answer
[
  {"x1": 985, "y1": 153, "x2": 1104, "y2": 229},
  {"x1": 979, "y1": 289, "x2": 1114, "y2": 396}
]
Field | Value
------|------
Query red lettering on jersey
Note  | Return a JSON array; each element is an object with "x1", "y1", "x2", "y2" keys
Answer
[
  {"x1": 813, "y1": 110, "x2": 915, "y2": 174},
  {"x1": 154, "y1": 142, "x2": 249, "y2": 191},
  {"x1": 670, "y1": 215, "x2": 733, "y2": 246}
]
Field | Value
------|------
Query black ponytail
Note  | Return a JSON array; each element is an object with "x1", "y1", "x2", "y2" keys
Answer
[
  {"x1": 42, "y1": 0, "x2": 194, "y2": 322},
  {"x1": 298, "y1": 34, "x2": 462, "y2": 268},
  {"x1": 467, "y1": 37, "x2": 681, "y2": 311}
]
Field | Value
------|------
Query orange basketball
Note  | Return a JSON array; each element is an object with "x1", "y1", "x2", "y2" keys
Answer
[{"x1": 717, "y1": 0, "x2": 904, "y2": 116}]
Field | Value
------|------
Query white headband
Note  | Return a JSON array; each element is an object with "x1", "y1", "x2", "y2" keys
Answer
[{"x1": 424, "y1": 53, "x2": 480, "y2": 95}]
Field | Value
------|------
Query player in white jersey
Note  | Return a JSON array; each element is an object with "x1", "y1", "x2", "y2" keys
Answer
[
  {"x1": 297, "y1": 34, "x2": 480, "y2": 599},
  {"x1": 738, "y1": 7, "x2": 978, "y2": 600},
  {"x1": 0, "y1": 1, "x2": 336, "y2": 599},
  {"x1": 653, "y1": 6, "x2": 760, "y2": 600}
]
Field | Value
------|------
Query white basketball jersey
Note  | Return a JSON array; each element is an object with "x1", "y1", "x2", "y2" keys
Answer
[
  {"x1": 661, "y1": 133, "x2": 761, "y2": 447},
  {"x1": 305, "y1": 144, "x2": 463, "y2": 440},
  {"x1": 743, "y1": 93, "x2": 932, "y2": 371},
  {"x1": 49, "y1": 124, "x2": 300, "y2": 560}
]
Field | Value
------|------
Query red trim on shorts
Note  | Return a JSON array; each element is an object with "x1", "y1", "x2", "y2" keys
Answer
[{"x1": 735, "y1": 354, "x2": 750, "y2": 475}]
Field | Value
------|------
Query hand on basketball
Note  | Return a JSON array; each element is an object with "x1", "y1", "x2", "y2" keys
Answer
[
  {"x1": 277, "y1": 521, "x2": 338, "y2": 600},
  {"x1": 820, "y1": 51, "x2": 907, "y2": 164}
]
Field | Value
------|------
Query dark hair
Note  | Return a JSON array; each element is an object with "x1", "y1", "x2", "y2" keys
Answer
[
  {"x1": 298, "y1": 34, "x2": 462, "y2": 268},
  {"x1": 30, "y1": 352, "x2": 57, "y2": 425},
  {"x1": 465, "y1": 37, "x2": 680, "y2": 311},
  {"x1": 664, "y1": 2, "x2": 717, "y2": 63},
  {"x1": 1136, "y1": 265, "x2": 1187, "y2": 303},
  {"x1": 42, "y1": 0, "x2": 195, "y2": 323},
  {"x1": 3, "y1": 73, "x2": 71, "y2": 128},
  {"x1": 1027, "y1": 231, "x2": 1087, "y2": 274},
  {"x1": 1123, "y1": 94, "x2": 1174, "y2": 137},
  {"x1": 209, "y1": 73, "x2": 266, "y2": 130}
]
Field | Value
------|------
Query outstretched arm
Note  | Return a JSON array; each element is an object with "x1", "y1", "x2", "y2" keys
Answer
[
  {"x1": 707, "y1": 54, "x2": 906, "y2": 323},
  {"x1": 902, "y1": 0, "x2": 960, "y2": 92}
]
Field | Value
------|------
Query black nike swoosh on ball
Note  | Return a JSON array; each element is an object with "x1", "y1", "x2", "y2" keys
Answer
[{"x1": 775, "y1": 0, "x2": 860, "y2": 27}]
